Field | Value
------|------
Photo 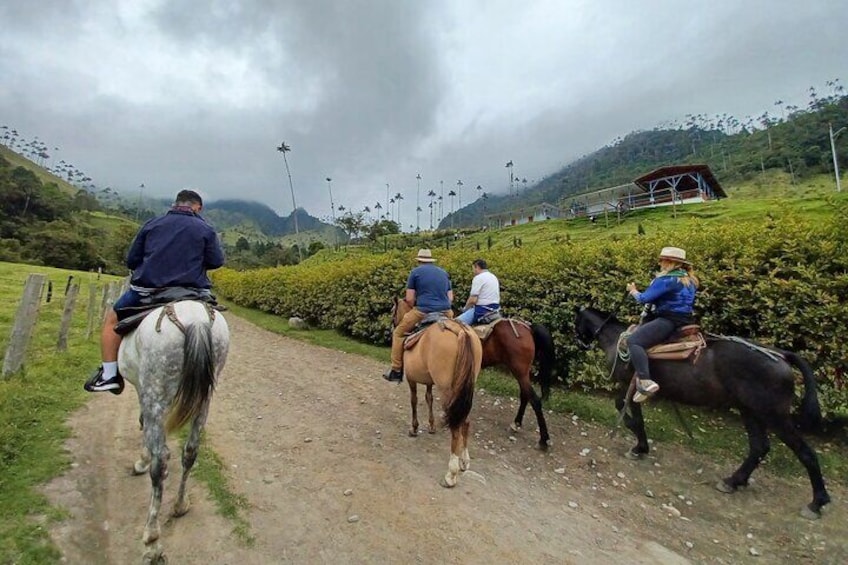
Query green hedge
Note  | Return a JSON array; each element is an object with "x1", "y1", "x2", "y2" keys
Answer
[{"x1": 213, "y1": 206, "x2": 848, "y2": 417}]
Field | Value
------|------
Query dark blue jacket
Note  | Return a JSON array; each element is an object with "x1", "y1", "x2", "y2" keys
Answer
[
  {"x1": 633, "y1": 273, "x2": 696, "y2": 316},
  {"x1": 126, "y1": 207, "x2": 225, "y2": 289}
]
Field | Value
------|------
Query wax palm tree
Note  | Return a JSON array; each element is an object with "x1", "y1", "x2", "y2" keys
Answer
[
  {"x1": 277, "y1": 141, "x2": 302, "y2": 262},
  {"x1": 456, "y1": 180, "x2": 463, "y2": 209},
  {"x1": 448, "y1": 189, "x2": 457, "y2": 228},
  {"x1": 427, "y1": 189, "x2": 436, "y2": 229},
  {"x1": 415, "y1": 173, "x2": 422, "y2": 232},
  {"x1": 326, "y1": 177, "x2": 336, "y2": 222},
  {"x1": 394, "y1": 192, "x2": 404, "y2": 228}
]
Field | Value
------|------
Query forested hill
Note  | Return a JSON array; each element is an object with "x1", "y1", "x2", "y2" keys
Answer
[
  {"x1": 202, "y1": 199, "x2": 333, "y2": 236},
  {"x1": 443, "y1": 92, "x2": 848, "y2": 228}
]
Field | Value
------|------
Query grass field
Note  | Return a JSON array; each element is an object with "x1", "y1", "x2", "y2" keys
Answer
[{"x1": 0, "y1": 262, "x2": 248, "y2": 563}]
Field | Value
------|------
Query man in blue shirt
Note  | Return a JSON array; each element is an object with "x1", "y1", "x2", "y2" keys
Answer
[
  {"x1": 84, "y1": 189, "x2": 225, "y2": 393},
  {"x1": 384, "y1": 248, "x2": 454, "y2": 382}
]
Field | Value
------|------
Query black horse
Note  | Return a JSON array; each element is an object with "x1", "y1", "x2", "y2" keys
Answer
[{"x1": 574, "y1": 306, "x2": 830, "y2": 519}]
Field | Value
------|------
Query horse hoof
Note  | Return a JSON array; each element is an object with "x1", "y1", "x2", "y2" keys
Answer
[
  {"x1": 801, "y1": 505, "x2": 822, "y2": 520},
  {"x1": 536, "y1": 440, "x2": 550, "y2": 451},
  {"x1": 142, "y1": 543, "x2": 167, "y2": 565},
  {"x1": 173, "y1": 500, "x2": 190, "y2": 517},
  {"x1": 132, "y1": 462, "x2": 149, "y2": 475},
  {"x1": 440, "y1": 476, "x2": 457, "y2": 488},
  {"x1": 408, "y1": 430, "x2": 419, "y2": 437},
  {"x1": 428, "y1": 428, "x2": 436, "y2": 435},
  {"x1": 624, "y1": 450, "x2": 646, "y2": 460},
  {"x1": 142, "y1": 526, "x2": 160, "y2": 545},
  {"x1": 715, "y1": 480, "x2": 736, "y2": 494},
  {"x1": 509, "y1": 423, "x2": 521, "y2": 433}
]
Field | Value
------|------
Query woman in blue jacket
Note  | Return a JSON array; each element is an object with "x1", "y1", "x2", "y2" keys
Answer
[{"x1": 625, "y1": 246, "x2": 699, "y2": 402}]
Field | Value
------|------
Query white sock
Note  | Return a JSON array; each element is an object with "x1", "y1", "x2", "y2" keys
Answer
[{"x1": 102, "y1": 361, "x2": 118, "y2": 379}]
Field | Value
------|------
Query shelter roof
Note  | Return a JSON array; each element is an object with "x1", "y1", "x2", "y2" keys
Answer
[{"x1": 634, "y1": 164, "x2": 726, "y2": 197}]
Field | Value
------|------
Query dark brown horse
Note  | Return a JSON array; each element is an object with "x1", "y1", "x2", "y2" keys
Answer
[
  {"x1": 477, "y1": 318, "x2": 555, "y2": 449},
  {"x1": 574, "y1": 306, "x2": 830, "y2": 519}
]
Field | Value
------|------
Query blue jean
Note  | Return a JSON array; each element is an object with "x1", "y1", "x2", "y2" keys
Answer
[
  {"x1": 628, "y1": 317, "x2": 677, "y2": 380},
  {"x1": 457, "y1": 308, "x2": 475, "y2": 325}
]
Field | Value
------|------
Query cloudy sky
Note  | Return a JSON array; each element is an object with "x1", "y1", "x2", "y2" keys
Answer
[{"x1": 1, "y1": 0, "x2": 846, "y2": 229}]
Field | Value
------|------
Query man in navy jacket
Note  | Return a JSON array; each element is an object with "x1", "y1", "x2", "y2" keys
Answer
[{"x1": 84, "y1": 189, "x2": 225, "y2": 393}]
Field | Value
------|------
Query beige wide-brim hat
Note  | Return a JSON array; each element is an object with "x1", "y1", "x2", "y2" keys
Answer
[
  {"x1": 659, "y1": 246, "x2": 691, "y2": 265},
  {"x1": 416, "y1": 248, "x2": 436, "y2": 262}
]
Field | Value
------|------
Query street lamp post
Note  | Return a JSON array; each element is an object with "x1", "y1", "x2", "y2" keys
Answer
[{"x1": 829, "y1": 123, "x2": 845, "y2": 192}]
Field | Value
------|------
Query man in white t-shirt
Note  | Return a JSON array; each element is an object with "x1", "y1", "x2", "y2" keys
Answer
[{"x1": 457, "y1": 259, "x2": 501, "y2": 325}]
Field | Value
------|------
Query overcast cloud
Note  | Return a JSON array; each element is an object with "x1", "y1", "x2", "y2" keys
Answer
[{"x1": 1, "y1": 0, "x2": 846, "y2": 229}]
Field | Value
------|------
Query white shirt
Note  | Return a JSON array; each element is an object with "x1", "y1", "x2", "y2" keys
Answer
[{"x1": 469, "y1": 270, "x2": 500, "y2": 306}]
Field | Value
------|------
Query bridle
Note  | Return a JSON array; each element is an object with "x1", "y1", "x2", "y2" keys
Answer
[{"x1": 575, "y1": 292, "x2": 630, "y2": 350}]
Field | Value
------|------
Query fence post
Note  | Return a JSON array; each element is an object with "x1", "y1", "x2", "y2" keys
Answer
[
  {"x1": 57, "y1": 283, "x2": 80, "y2": 351},
  {"x1": 85, "y1": 283, "x2": 98, "y2": 339},
  {"x1": 2, "y1": 274, "x2": 47, "y2": 377}
]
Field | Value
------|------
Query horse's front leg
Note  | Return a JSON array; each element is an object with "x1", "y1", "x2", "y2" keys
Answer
[
  {"x1": 616, "y1": 387, "x2": 649, "y2": 459},
  {"x1": 408, "y1": 381, "x2": 420, "y2": 437},
  {"x1": 425, "y1": 384, "x2": 436, "y2": 434},
  {"x1": 174, "y1": 403, "x2": 209, "y2": 517}
]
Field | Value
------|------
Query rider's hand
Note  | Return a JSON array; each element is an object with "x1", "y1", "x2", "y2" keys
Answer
[{"x1": 626, "y1": 282, "x2": 637, "y2": 294}]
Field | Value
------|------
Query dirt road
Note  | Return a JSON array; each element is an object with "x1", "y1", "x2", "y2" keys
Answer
[{"x1": 44, "y1": 314, "x2": 846, "y2": 563}]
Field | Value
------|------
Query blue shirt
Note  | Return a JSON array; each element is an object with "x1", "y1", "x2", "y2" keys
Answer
[
  {"x1": 126, "y1": 207, "x2": 225, "y2": 289},
  {"x1": 407, "y1": 264, "x2": 452, "y2": 313},
  {"x1": 633, "y1": 273, "x2": 696, "y2": 316}
]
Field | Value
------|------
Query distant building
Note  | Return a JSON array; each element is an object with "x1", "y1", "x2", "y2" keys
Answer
[
  {"x1": 481, "y1": 164, "x2": 725, "y2": 228},
  {"x1": 484, "y1": 202, "x2": 562, "y2": 228},
  {"x1": 560, "y1": 164, "x2": 726, "y2": 218}
]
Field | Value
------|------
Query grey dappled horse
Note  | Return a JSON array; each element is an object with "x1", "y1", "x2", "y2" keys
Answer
[{"x1": 120, "y1": 300, "x2": 229, "y2": 564}]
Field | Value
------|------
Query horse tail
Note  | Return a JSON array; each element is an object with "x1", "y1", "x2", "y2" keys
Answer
[
  {"x1": 781, "y1": 351, "x2": 822, "y2": 433},
  {"x1": 530, "y1": 323, "x2": 556, "y2": 400},
  {"x1": 444, "y1": 325, "x2": 478, "y2": 430},
  {"x1": 166, "y1": 320, "x2": 217, "y2": 433}
]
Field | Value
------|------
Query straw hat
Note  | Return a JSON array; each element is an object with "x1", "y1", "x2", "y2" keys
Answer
[
  {"x1": 659, "y1": 246, "x2": 690, "y2": 265},
  {"x1": 416, "y1": 248, "x2": 436, "y2": 263}
]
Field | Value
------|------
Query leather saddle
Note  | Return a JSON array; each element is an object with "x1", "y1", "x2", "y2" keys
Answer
[
  {"x1": 402, "y1": 313, "x2": 455, "y2": 350},
  {"x1": 114, "y1": 287, "x2": 224, "y2": 336},
  {"x1": 624, "y1": 323, "x2": 707, "y2": 361}
]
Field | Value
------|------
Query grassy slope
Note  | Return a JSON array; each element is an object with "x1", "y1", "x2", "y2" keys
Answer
[{"x1": 0, "y1": 145, "x2": 80, "y2": 196}]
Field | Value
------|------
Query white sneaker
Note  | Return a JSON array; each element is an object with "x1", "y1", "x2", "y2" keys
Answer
[{"x1": 633, "y1": 379, "x2": 659, "y2": 403}]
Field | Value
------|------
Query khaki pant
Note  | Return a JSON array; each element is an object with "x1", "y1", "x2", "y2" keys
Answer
[{"x1": 390, "y1": 308, "x2": 453, "y2": 370}]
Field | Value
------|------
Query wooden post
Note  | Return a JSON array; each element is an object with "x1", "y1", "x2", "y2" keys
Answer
[
  {"x1": 85, "y1": 283, "x2": 98, "y2": 339},
  {"x1": 2, "y1": 274, "x2": 47, "y2": 377},
  {"x1": 57, "y1": 284, "x2": 80, "y2": 351}
]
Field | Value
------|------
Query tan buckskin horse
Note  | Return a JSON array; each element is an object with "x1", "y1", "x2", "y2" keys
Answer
[{"x1": 392, "y1": 297, "x2": 483, "y2": 487}]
